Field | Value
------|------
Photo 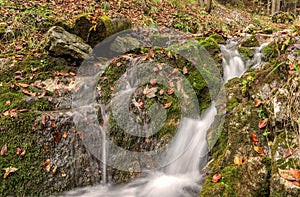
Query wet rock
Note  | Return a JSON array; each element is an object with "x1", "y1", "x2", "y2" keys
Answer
[{"x1": 44, "y1": 26, "x2": 92, "y2": 63}]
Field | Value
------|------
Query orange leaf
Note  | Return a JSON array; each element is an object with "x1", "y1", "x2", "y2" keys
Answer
[
  {"x1": 258, "y1": 119, "x2": 268, "y2": 129},
  {"x1": 167, "y1": 88, "x2": 174, "y2": 95},
  {"x1": 291, "y1": 168, "x2": 300, "y2": 181},
  {"x1": 62, "y1": 131, "x2": 67, "y2": 138},
  {"x1": 253, "y1": 146, "x2": 265, "y2": 156},
  {"x1": 278, "y1": 168, "x2": 296, "y2": 181},
  {"x1": 285, "y1": 148, "x2": 293, "y2": 158},
  {"x1": 291, "y1": 181, "x2": 300, "y2": 187},
  {"x1": 254, "y1": 99, "x2": 262, "y2": 107},
  {"x1": 212, "y1": 173, "x2": 221, "y2": 183},
  {"x1": 234, "y1": 155, "x2": 243, "y2": 166},
  {"x1": 163, "y1": 102, "x2": 172, "y2": 109},
  {"x1": 250, "y1": 132, "x2": 259, "y2": 145}
]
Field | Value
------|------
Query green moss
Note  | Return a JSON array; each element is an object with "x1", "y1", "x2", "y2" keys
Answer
[
  {"x1": 0, "y1": 113, "x2": 48, "y2": 196},
  {"x1": 198, "y1": 36, "x2": 222, "y2": 62},
  {"x1": 241, "y1": 35, "x2": 259, "y2": 47},
  {"x1": 238, "y1": 47, "x2": 254, "y2": 61},
  {"x1": 261, "y1": 41, "x2": 280, "y2": 61}
]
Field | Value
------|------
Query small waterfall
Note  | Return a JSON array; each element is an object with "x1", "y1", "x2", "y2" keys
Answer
[
  {"x1": 59, "y1": 38, "x2": 266, "y2": 197},
  {"x1": 220, "y1": 40, "x2": 245, "y2": 82}
]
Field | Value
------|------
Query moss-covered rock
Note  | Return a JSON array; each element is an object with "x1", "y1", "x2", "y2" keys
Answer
[
  {"x1": 238, "y1": 47, "x2": 254, "y2": 61},
  {"x1": 240, "y1": 35, "x2": 259, "y2": 47}
]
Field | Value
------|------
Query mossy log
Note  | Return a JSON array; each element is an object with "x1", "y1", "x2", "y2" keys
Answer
[{"x1": 73, "y1": 15, "x2": 132, "y2": 48}]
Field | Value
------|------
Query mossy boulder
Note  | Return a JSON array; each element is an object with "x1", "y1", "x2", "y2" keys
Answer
[
  {"x1": 238, "y1": 46, "x2": 254, "y2": 61},
  {"x1": 240, "y1": 35, "x2": 259, "y2": 48}
]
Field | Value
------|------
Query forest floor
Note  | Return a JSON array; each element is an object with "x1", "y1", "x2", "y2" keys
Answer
[{"x1": 0, "y1": 0, "x2": 294, "y2": 65}]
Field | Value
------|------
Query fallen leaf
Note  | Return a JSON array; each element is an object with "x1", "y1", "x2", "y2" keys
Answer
[
  {"x1": 253, "y1": 146, "x2": 265, "y2": 156},
  {"x1": 3, "y1": 166, "x2": 18, "y2": 179},
  {"x1": 254, "y1": 99, "x2": 262, "y2": 107},
  {"x1": 278, "y1": 168, "x2": 296, "y2": 181},
  {"x1": 233, "y1": 155, "x2": 243, "y2": 166},
  {"x1": 55, "y1": 131, "x2": 62, "y2": 144},
  {"x1": 138, "y1": 101, "x2": 145, "y2": 109},
  {"x1": 116, "y1": 62, "x2": 122, "y2": 67},
  {"x1": 212, "y1": 173, "x2": 221, "y2": 183},
  {"x1": 250, "y1": 132, "x2": 259, "y2": 145},
  {"x1": 159, "y1": 89, "x2": 164, "y2": 95},
  {"x1": 182, "y1": 66, "x2": 188, "y2": 75},
  {"x1": 167, "y1": 88, "x2": 174, "y2": 95},
  {"x1": 16, "y1": 147, "x2": 22, "y2": 156},
  {"x1": 290, "y1": 168, "x2": 300, "y2": 181},
  {"x1": 41, "y1": 115, "x2": 47, "y2": 125},
  {"x1": 163, "y1": 102, "x2": 172, "y2": 109},
  {"x1": 38, "y1": 91, "x2": 47, "y2": 98},
  {"x1": 62, "y1": 131, "x2": 67, "y2": 138},
  {"x1": 285, "y1": 148, "x2": 293, "y2": 158},
  {"x1": 143, "y1": 85, "x2": 157, "y2": 98},
  {"x1": 150, "y1": 78, "x2": 157, "y2": 86},
  {"x1": 291, "y1": 181, "x2": 300, "y2": 187},
  {"x1": 17, "y1": 83, "x2": 29, "y2": 88},
  {"x1": 258, "y1": 119, "x2": 268, "y2": 129},
  {"x1": 5, "y1": 100, "x2": 11, "y2": 106},
  {"x1": 52, "y1": 165, "x2": 58, "y2": 175},
  {"x1": 167, "y1": 51, "x2": 173, "y2": 59},
  {"x1": 22, "y1": 89, "x2": 36, "y2": 97},
  {"x1": 0, "y1": 144, "x2": 7, "y2": 156},
  {"x1": 61, "y1": 170, "x2": 67, "y2": 177}
]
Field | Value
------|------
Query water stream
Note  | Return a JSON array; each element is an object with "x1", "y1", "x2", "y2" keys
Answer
[{"x1": 59, "y1": 39, "x2": 264, "y2": 197}]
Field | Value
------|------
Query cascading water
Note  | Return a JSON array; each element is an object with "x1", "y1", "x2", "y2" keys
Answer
[{"x1": 58, "y1": 38, "x2": 265, "y2": 197}]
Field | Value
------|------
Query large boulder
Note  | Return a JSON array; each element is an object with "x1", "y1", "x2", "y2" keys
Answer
[{"x1": 44, "y1": 26, "x2": 92, "y2": 63}]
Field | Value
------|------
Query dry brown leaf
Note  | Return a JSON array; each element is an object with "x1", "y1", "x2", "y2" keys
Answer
[
  {"x1": 258, "y1": 119, "x2": 268, "y2": 129},
  {"x1": 183, "y1": 66, "x2": 188, "y2": 75},
  {"x1": 17, "y1": 83, "x2": 29, "y2": 88},
  {"x1": 16, "y1": 147, "x2": 22, "y2": 156},
  {"x1": 55, "y1": 131, "x2": 62, "y2": 144},
  {"x1": 278, "y1": 168, "x2": 296, "y2": 181},
  {"x1": 61, "y1": 170, "x2": 67, "y2": 177},
  {"x1": 250, "y1": 132, "x2": 259, "y2": 145},
  {"x1": 254, "y1": 99, "x2": 262, "y2": 107},
  {"x1": 285, "y1": 148, "x2": 293, "y2": 158},
  {"x1": 253, "y1": 146, "x2": 265, "y2": 156},
  {"x1": 233, "y1": 155, "x2": 243, "y2": 166},
  {"x1": 3, "y1": 166, "x2": 18, "y2": 179},
  {"x1": 167, "y1": 88, "x2": 174, "y2": 95},
  {"x1": 41, "y1": 115, "x2": 47, "y2": 125},
  {"x1": 52, "y1": 165, "x2": 58, "y2": 175},
  {"x1": 22, "y1": 89, "x2": 36, "y2": 97},
  {"x1": 38, "y1": 91, "x2": 47, "y2": 98},
  {"x1": 62, "y1": 131, "x2": 67, "y2": 138},
  {"x1": 290, "y1": 168, "x2": 300, "y2": 181},
  {"x1": 212, "y1": 173, "x2": 221, "y2": 183},
  {"x1": 0, "y1": 144, "x2": 7, "y2": 156},
  {"x1": 5, "y1": 100, "x2": 11, "y2": 106},
  {"x1": 150, "y1": 78, "x2": 157, "y2": 86},
  {"x1": 163, "y1": 102, "x2": 172, "y2": 109}
]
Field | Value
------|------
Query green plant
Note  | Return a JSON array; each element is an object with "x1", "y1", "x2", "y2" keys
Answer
[{"x1": 257, "y1": 109, "x2": 268, "y2": 120}]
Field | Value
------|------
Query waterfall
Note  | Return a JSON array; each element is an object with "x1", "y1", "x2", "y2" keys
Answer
[{"x1": 58, "y1": 39, "x2": 265, "y2": 197}]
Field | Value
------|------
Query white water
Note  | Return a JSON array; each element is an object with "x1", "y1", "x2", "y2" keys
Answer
[{"x1": 59, "y1": 39, "x2": 264, "y2": 197}]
